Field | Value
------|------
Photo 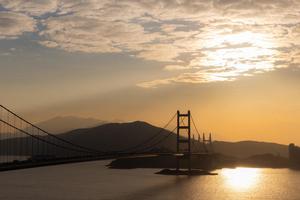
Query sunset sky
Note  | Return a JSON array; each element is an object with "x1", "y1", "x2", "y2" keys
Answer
[{"x1": 1, "y1": 0, "x2": 300, "y2": 144}]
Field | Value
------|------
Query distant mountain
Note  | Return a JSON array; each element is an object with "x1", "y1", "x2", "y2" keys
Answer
[
  {"x1": 0, "y1": 121, "x2": 177, "y2": 156},
  {"x1": 213, "y1": 140, "x2": 288, "y2": 158},
  {"x1": 59, "y1": 122, "x2": 289, "y2": 157},
  {"x1": 60, "y1": 121, "x2": 177, "y2": 152},
  {"x1": 36, "y1": 116, "x2": 107, "y2": 134},
  {"x1": 1, "y1": 121, "x2": 290, "y2": 158}
]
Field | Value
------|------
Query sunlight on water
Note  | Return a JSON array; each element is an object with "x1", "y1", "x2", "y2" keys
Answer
[
  {"x1": 1, "y1": 161, "x2": 300, "y2": 200},
  {"x1": 221, "y1": 167, "x2": 261, "y2": 191}
]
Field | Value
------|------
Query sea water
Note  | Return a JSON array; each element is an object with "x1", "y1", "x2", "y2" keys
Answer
[{"x1": 0, "y1": 160, "x2": 299, "y2": 200}]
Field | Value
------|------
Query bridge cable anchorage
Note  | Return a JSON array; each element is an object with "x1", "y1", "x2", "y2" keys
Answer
[
  {"x1": 0, "y1": 105, "x2": 102, "y2": 154},
  {"x1": 112, "y1": 112, "x2": 177, "y2": 154},
  {"x1": 0, "y1": 119, "x2": 95, "y2": 154}
]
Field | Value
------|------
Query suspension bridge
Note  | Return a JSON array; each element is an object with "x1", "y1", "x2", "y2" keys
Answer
[{"x1": 0, "y1": 105, "x2": 214, "y2": 171}]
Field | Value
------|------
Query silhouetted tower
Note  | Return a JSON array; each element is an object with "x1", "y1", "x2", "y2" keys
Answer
[
  {"x1": 176, "y1": 110, "x2": 191, "y2": 172},
  {"x1": 202, "y1": 133, "x2": 207, "y2": 152},
  {"x1": 202, "y1": 132, "x2": 213, "y2": 153},
  {"x1": 209, "y1": 133, "x2": 214, "y2": 152}
]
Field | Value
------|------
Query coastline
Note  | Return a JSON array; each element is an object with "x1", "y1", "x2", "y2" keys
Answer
[{"x1": 108, "y1": 153, "x2": 293, "y2": 171}]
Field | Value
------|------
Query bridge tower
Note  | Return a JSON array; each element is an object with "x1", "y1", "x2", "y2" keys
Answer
[{"x1": 176, "y1": 110, "x2": 191, "y2": 172}]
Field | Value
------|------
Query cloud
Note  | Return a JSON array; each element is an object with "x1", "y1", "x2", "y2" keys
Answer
[
  {"x1": 39, "y1": 14, "x2": 163, "y2": 54},
  {"x1": 0, "y1": 0, "x2": 58, "y2": 16},
  {"x1": 1, "y1": 0, "x2": 300, "y2": 87},
  {"x1": 136, "y1": 44, "x2": 182, "y2": 62},
  {"x1": 164, "y1": 65, "x2": 190, "y2": 71},
  {"x1": 0, "y1": 11, "x2": 36, "y2": 39},
  {"x1": 138, "y1": 69, "x2": 237, "y2": 88},
  {"x1": 137, "y1": 78, "x2": 173, "y2": 89}
]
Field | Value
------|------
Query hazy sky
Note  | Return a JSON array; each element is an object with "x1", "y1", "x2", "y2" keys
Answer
[{"x1": 1, "y1": 0, "x2": 300, "y2": 144}]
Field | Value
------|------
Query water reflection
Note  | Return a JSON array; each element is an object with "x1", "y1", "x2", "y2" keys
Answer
[{"x1": 221, "y1": 168, "x2": 261, "y2": 191}]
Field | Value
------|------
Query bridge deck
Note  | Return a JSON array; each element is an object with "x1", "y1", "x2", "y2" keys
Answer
[{"x1": 0, "y1": 152, "x2": 214, "y2": 171}]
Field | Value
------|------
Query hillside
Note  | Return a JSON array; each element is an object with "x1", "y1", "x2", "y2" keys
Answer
[
  {"x1": 36, "y1": 116, "x2": 107, "y2": 134},
  {"x1": 0, "y1": 121, "x2": 290, "y2": 158},
  {"x1": 59, "y1": 122, "x2": 289, "y2": 157},
  {"x1": 213, "y1": 140, "x2": 288, "y2": 158},
  {"x1": 60, "y1": 121, "x2": 177, "y2": 152}
]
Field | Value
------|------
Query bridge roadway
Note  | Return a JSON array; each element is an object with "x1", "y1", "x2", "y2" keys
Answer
[
  {"x1": 0, "y1": 105, "x2": 213, "y2": 172},
  {"x1": 0, "y1": 152, "x2": 213, "y2": 171}
]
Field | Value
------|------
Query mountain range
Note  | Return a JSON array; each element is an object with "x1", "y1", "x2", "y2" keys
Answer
[
  {"x1": 36, "y1": 116, "x2": 108, "y2": 134},
  {"x1": 0, "y1": 120, "x2": 290, "y2": 158},
  {"x1": 58, "y1": 121, "x2": 289, "y2": 158}
]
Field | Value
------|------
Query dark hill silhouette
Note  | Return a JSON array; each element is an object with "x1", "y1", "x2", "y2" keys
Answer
[
  {"x1": 0, "y1": 121, "x2": 289, "y2": 158},
  {"x1": 36, "y1": 116, "x2": 107, "y2": 134},
  {"x1": 59, "y1": 122, "x2": 289, "y2": 157},
  {"x1": 59, "y1": 121, "x2": 177, "y2": 152},
  {"x1": 213, "y1": 140, "x2": 288, "y2": 158}
]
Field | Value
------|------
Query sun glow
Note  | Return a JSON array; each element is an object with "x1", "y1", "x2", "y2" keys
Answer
[
  {"x1": 199, "y1": 31, "x2": 277, "y2": 81},
  {"x1": 221, "y1": 168, "x2": 261, "y2": 191}
]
